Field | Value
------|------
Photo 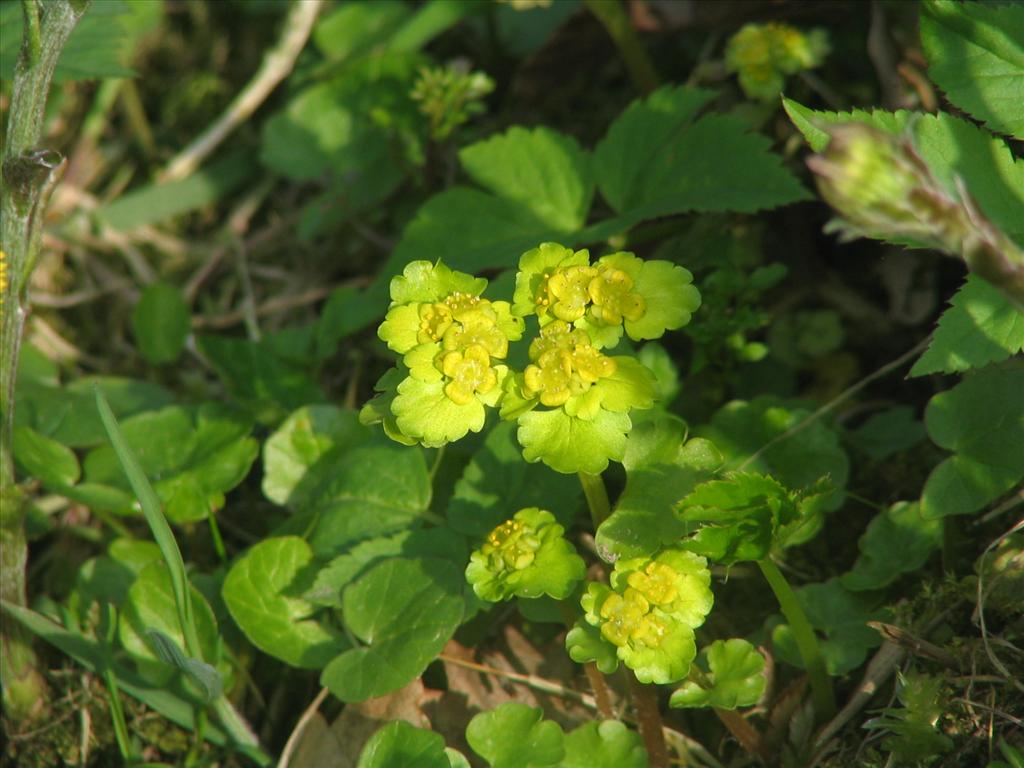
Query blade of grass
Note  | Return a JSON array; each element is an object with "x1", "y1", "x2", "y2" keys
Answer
[{"x1": 93, "y1": 388, "x2": 268, "y2": 762}]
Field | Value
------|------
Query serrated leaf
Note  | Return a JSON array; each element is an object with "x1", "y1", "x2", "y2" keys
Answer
[
  {"x1": 913, "y1": 112, "x2": 1024, "y2": 246},
  {"x1": 782, "y1": 98, "x2": 913, "y2": 152},
  {"x1": 921, "y1": 365, "x2": 1024, "y2": 518},
  {"x1": 770, "y1": 578, "x2": 885, "y2": 675},
  {"x1": 132, "y1": 282, "x2": 191, "y2": 365},
  {"x1": 594, "y1": 85, "x2": 716, "y2": 211},
  {"x1": 841, "y1": 502, "x2": 942, "y2": 591},
  {"x1": 669, "y1": 638, "x2": 766, "y2": 710},
  {"x1": 459, "y1": 126, "x2": 593, "y2": 231},
  {"x1": 13, "y1": 425, "x2": 80, "y2": 487},
  {"x1": 356, "y1": 720, "x2": 451, "y2": 768},
  {"x1": 261, "y1": 405, "x2": 370, "y2": 507},
  {"x1": 222, "y1": 537, "x2": 347, "y2": 668},
  {"x1": 466, "y1": 703, "x2": 564, "y2": 768},
  {"x1": 912, "y1": 276, "x2": 1024, "y2": 376},
  {"x1": 696, "y1": 396, "x2": 849, "y2": 517},
  {"x1": 84, "y1": 404, "x2": 259, "y2": 523},
  {"x1": 561, "y1": 721, "x2": 648, "y2": 768},
  {"x1": 447, "y1": 421, "x2": 581, "y2": 538},
  {"x1": 321, "y1": 558, "x2": 463, "y2": 702},
  {"x1": 596, "y1": 416, "x2": 722, "y2": 561},
  {"x1": 677, "y1": 472, "x2": 816, "y2": 565},
  {"x1": 921, "y1": 0, "x2": 1024, "y2": 140}
]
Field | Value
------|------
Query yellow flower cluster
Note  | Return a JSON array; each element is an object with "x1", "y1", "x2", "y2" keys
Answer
[
  {"x1": 598, "y1": 561, "x2": 679, "y2": 648},
  {"x1": 522, "y1": 320, "x2": 616, "y2": 407},
  {"x1": 481, "y1": 518, "x2": 542, "y2": 572},
  {"x1": 420, "y1": 291, "x2": 508, "y2": 406},
  {"x1": 534, "y1": 262, "x2": 646, "y2": 328}
]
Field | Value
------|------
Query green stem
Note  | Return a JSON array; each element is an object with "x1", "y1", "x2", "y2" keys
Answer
[
  {"x1": 1, "y1": 0, "x2": 92, "y2": 721},
  {"x1": 578, "y1": 472, "x2": 612, "y2": 529},
  {"x1": 583, "y1": 0, "x2": 660, "y2": 94},
  {"x1": 757, "y1": 558, "x2": 835, "y2": 721}
]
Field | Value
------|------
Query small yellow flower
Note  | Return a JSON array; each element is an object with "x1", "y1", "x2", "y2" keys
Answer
[
  {"x1": 547, "y1": 265, "x2": 598, "y2": 322},
  {"x1": 417, "y1": 302, "x2": 454, "y2": 344},
  {"x1": 588, "y1": 266, "x2": 646, "y2": 325},
  {"x1": 441, "y1": 344, "x2": 498, "y2": 405},
  {"x1": 483, "y1": 518, "x2": 542, "y2": 571},
  {"x1": 442, "y1": 307, "x2": 508, "y2": 358}
]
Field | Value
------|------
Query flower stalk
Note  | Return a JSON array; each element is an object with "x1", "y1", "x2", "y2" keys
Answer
[
  {"x1": 1, "y1": 0, "x2": 92, "y2": 721},
  {"x1": 757, "y1": 557, "x2": 836, "y2": 721}
]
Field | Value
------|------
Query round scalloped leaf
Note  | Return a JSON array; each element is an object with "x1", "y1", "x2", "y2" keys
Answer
[
  {"x1": 320, "y1": 558, "x2": 463, "y2": 702},
  {"x1": 389, "y1": 260, "x2": 487, "y2": 305},
  {"x1": 466, "y1": 703, "x2": 565, "y2": 768},
  {"x1": 360, "y1": 367, "x2": 418, "y2": 447},
  {"x1": 262, "y1": 405, "x2": 369, "y2": 507},
  {"x1": 356, "y1": 721, "x2": 451, "y2": 768},
  {"x1": 393, "y1": 377, "x2": 487, "y2": 447},
  {"x1": 378, "y1": 303, "x2": 423, "y2": 354},
  {"x1": 222, "y1": 536, "x2": 347, "y2": 668},
  {"x1": 590, "y1": 356, "x2": 657, "y2": 413},
  {"x1": 627, "y1": 260, "x2": 701, "y2": 340},
  {"x1": 565, "y1": 619, "x2": 620, "y2": 674},
  {"x1": 517, "y1": 408, "x2": 630, "y2": 474},
  {"x1": 670, "y1": 638, "x2": 766, "y2": 709},
  {"x1": 562, "y1": 721, "x2": 648, "y2": 768},
  {"x1": 621, "y1": 618, "x2": 697, "y2": 685}
]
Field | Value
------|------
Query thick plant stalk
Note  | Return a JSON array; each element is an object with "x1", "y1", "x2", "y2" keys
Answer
[
  {"x1": 0, "y1": 0, "x2": 91, "y2": 720},
  {"x1": 626, "y1": 670, "x2": 669, "y2": 768},
  {"x1": 757, "y1": 558, "x2": 836, "y2": 721}
]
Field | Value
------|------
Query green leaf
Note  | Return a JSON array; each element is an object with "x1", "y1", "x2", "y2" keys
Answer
[
  {"x1": 320, "y1": 558, "x2": 463, "y2": 702},
  {"x1": 95, "y1": 150, "x2": 254, "y2": 231},
  {"x1": 302, "y1": 443, "x2": 432, "y2": 557},
  {"x1": 596, "y1": 86, "x2": 806, "y2": 218},
  {"x1": 262, "y1": 405, "x2": 370, "y2": 507},
  {"x1": 197, "y1": 334, "x2": 325, "y2": 425},
  {"x1": 316, "y1": 285, "x2": 380, "y2": 358},
  {"x1": 143, "y1": 628, "x2": 222, "y2": 701},
  {"x1": 458, "y1": 126, "x2": 593, "y2": 231},
  {"x1": 306, "y1": 527, "x2": 467, "y2": 608},
  {"x1": 118, "y1": 562, "x2": 222, "y2": 686},
  {"x1": 911, "y1": 275, "x2": 1024, "y2": 376},
  {"x1": 517, "y1": 407, "x2": 631, "y2": 475},
  {"x1": 669, "y1": 638, "x2": 766, "y2": 710},
  {"x1": 841, "y1": 502, "x2": 942, "y2": 592},
  {"x1": 921, "y1": 365, "x2": 1024, "y2": 518},
  {"x1": 13, "y1": 424, "x2": 80, "y2": 487},
  {"x1": 561, "y1": 721, "x2": 648, "y2": 768},
  {"x1": 848, "y1": 406, "x2": 927, "y2": 461},
  {"x1": 565, "y1": 620, "x2": 619, "y2": 675},
  {"x1": 913, "y1": 112, "x2": 1024, "y2": 245},
  {"x1": 260, "y1": 53, "x2": 418, "y2": 204},
  {"x1": 782, "y1": 98, "x2": 913, "y2": 152},
  {"x1": 920, "y1": 0, "x2": 1024, "y2": 140},
  {"x1": 676, "y1": 472, "x2": 814, "y2": 565},
  {"x1": 85, "y1": 404, "x2": 259, "y2": 523},
  {"x1": 596, "y1": 417, "x2": 722, "y2": 560},
  {"x1": 313, "y1": 0, "x2": 410, "y2": 61},
  {"x1": 222, "y1": 537, "x2": 347, "y2": 668},
  {"x1": 356, "y1": 720, "x2": 451, "y2": 768},
  {"x1": 447, "y1": 421, "x2": 581, "y2": 538},
  {"x1": 696, "y1": 396, "x2": 849, "y2": 516},
  {"x1": 595, "y1": 86, "x2": 715, "y2": 212},
  {"x1": 132, "y1": 282, "x2": 191, "y2": 365},
  {"x1": 770, "y1": 578, "x2": 884, "y2": 675},
  {"x1": 17, "y1": 376, "x2": 173, "y2": 448},
  {"x1": 465, "y1": 703, "x2": 564, "y2": 768},
  {"x1": 1, "y1": 0, "x2": 159, "y2": 82}
]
